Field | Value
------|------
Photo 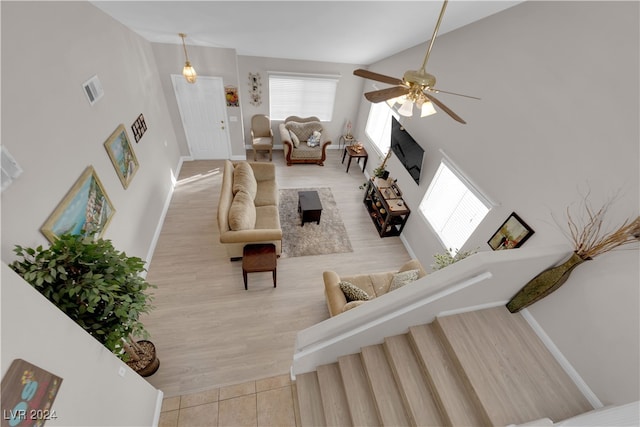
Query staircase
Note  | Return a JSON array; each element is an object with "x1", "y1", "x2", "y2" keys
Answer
[{"x1": 295, "y1": 306, "x2": 593, "y2": 426}]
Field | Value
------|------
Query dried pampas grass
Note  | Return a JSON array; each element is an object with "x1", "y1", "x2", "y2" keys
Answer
[{"x1": 557, "y1": 190, "x2": 640, "y2": 260}]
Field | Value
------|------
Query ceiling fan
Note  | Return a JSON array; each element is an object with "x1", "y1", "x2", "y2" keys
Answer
[{"x1": 354, "y1": 0, "x2": 479, "y2": 124}]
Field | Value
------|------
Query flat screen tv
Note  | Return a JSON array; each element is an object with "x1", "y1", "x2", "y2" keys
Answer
[{"x1": 390, "y1": 116, "x2": 424, "y2": 184}]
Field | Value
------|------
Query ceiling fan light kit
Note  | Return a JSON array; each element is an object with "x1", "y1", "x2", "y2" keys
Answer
[
  {"x1": 353, "y1": 0, "x2": 478, "y2": 124},
  {"x1": 179, "y1": 33, "x2": 197, "y2": 84}
]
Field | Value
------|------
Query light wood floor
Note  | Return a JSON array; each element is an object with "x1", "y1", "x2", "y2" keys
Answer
[{"x1": 143, "y1": 149, "x2": 412, "y2": 397}]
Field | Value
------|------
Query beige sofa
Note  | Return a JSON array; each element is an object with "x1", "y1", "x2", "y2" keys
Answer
[
  {"x1": 323, "y1": 259, "x2": 427, "y2": 317},
  {"x1": 279, "y1": 116, "x2": 331, "y2": 166},
  {"x1": 217, "y1": 160, "x2": 282, "y2": 259}
]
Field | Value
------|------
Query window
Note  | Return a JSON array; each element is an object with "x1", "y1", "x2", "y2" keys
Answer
[
  {"x1": 365, "y1": 101, "x2": 397, "y2": 156},
  {"x1": 268, "y1": 73, "x2": 339, "y2": 121},
  {"x1": 419, "y1": 159, "x2": 492, "y2": 254}
]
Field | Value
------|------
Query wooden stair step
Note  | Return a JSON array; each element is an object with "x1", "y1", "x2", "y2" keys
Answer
[
  {"x1": 361, "y1": 344, "x2": 410, "y2": 426},
  {"x1": 435, "y1": 306, "x2": 592, "y2": 426},
  {"x1": 316, "y1": 362, "x2": 353, "y2": 426},
  {"x1": 338, "y1": 353, "x2": 380, "y2": 427},
  {"x1": 296, "y1": 371, "x2": 327, "y2": 427},
  {"x1": 384, "y1": 334, "x2": 444, "y2": 426},
  {"x1": 409, "y1": 323, "x2": 487, "y2": 426}
]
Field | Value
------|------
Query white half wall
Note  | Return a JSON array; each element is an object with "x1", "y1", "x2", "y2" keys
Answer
[{"x1": 1, "y1": 263, "x2": 162, "y2": 427}]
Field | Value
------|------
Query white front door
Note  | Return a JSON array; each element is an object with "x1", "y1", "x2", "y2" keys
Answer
[{"x1": 171, "y1": 75, "x2": 230, "y2": 159}]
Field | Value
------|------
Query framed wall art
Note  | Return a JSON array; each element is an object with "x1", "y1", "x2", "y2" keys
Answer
[
  {"x1": 1, "y1": 359, "x2": 63, "y2": 426},
  {"x1": 41, "y1": 166, "x2": 115, "y2": 243},
  {"x1": 131, "y1": 113, "x2": 147, "y2": 143},
  {"x1": 248, "y1": 72, "x2": 262, "y2": 106},
  {"x1": 104, "y1": 124, "x2": 139, "y2": 189},
  {"x1": 488, "y1": 212, "x2": 535, "y2": 250},
  {"x1": 225, "y1": 85, "x2": 239, "y2": 107}
]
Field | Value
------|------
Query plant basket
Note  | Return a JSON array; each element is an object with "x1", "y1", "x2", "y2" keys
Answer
[{"x1": 126, "y1": 340, "x2": 160, "y2": 377}]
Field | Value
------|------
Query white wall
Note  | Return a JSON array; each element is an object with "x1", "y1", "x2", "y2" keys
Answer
[
  {"x1": 352, "y1": 1, "x2": 639, "y2": 405},
  {"x1": 1, "y1": 3, "x2": 179, "y2": 423},
  {"x1": 1, "y1": 1, "x2": 181, "y2": 263},
  {"x1": 150, "y1": 42, "x2": 245, "y2": 158},
  {"x1": 237, "y1": 55, "x2": 366, "y2": 150},
  {"x1": 1, "y1": 263, "x2": 162, "y2": 426}
]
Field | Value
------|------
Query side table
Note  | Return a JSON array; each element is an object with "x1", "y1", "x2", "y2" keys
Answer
[
  {"x1": 342, "y1": 145, "x2": 368, "y2": 173},
  {"x1": 338, "y1": 135, "x2": 356, "y2": 150},
  {"x1": 242, "y1": 243, "x2": 277, "y2": 290}
]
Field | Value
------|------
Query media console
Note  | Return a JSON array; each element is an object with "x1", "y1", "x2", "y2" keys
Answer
[{"x1": 363, "y1": 178, "x2": 411, "y2": 238}]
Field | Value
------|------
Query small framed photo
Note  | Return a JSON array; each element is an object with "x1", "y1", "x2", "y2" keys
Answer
[
  {"x1": 104, "y1": 124, "x2": 139, "y2": 189},
  {"x1": 488, "y1": 212, "x2": 534, "y2": 250},
  {"x1": 131, "y1": 113, "x2": 147, "y2": 143}
]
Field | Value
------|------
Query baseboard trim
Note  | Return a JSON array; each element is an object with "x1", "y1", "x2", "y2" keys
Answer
[
  {"x1": 520, "y1": 308, "x2": 603, "y2": 409},
  {"x1": 152, "y1": 389, "x2": 164, "y2": 427},
  {"x1": 144, "y1": 156, "x2": 186, "y2": 270}
]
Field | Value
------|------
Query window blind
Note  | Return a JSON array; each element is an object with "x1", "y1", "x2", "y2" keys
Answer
[
  {"x1": 268, "y1": 73, "x2": 338, "y2": 121},
  {"x1": 420, "y1": 161, "x2": 491, "y2": 254}
]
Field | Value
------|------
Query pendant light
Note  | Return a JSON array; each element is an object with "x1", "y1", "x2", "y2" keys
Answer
[{"x1": 179, "y1": 33, "x2": 197, "y2": 84}]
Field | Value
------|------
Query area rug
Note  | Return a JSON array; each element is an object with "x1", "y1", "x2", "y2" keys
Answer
[{"x1": 279, "y1": 187, "x2": 353, "y2": 258}]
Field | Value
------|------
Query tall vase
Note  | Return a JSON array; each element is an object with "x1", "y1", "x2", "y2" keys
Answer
[{"x1": 506, "y1": 251, "x2": 588, "y2": 313}]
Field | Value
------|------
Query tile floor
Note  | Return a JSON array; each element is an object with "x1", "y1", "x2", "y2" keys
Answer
[{"x1": 159, "y1": 374, "x2": 299, "y2": 427}]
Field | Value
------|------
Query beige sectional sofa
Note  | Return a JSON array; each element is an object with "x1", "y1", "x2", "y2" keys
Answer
[
  {"x1": 217, "y1": 160, "x2": 282, "y2": 259},
  {"x1": 279, "y1": 116, "x2": 331, "y2": 166},
  {"x1": 323, "y1": 259, "x2": 427, "y2": 317}
]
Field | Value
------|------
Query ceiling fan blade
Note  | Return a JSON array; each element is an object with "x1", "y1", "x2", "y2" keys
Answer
[
  {"x1": 429, "y1": 88, "x2": 481, "y2": 100},
  {"x1": 365, "y1": 86, "x2": 410, "y2": 103},
  {"x1": 425, "y1": 92, "x2": 466, "y2": 124},
  {"x1": 354, "y1": 69, "x2": 405, "y2": 86}
]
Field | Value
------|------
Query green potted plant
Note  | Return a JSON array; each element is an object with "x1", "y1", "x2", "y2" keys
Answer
[
  {"x1": 10, "y1": 233, "x2": 159, "y2": 376},
  {"x1": 373, "y1": 150, "x2": 392, "y2": 178},
  {"x1": 431, "y1": 247, "x2": 478, "y2": 271}
]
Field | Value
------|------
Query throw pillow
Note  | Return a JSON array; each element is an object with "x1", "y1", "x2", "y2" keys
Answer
[
  {"x1": 286, "y1": 121, "x2": 323, "y2": 142},
  {"x1": 339, "y1": 281, "x2": 371, "y2": 302},
  {"x1": 389, "y1": 269, "x2": 419, "y2": 292},
  {"x1": 232, "y1": 162, "x2": 257, "y2": 200},
  {"x1": 289, "y1": 130, "x2": 300, "y2": 148},
  {"x1": 342, "y1": 300, "x2": 367, "y2": 313},
  {"x1": 228, "y1": 190, "x2": 256, "y2": 230},
  {"x1": 307, "y1": 131, "x2": 321, "y2": 147}
]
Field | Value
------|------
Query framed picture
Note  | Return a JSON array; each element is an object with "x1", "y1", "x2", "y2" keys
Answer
[
  {"x1": 131, "y1": 113, "x2": 147, "y2": 143},
  {"x1": 488, "y1": 212, "x2": 534, "y2": 250},
  {"x1": 104, "y1": 124, "x2": 139, "y2": 189},
  {"x1": 41, "y1": 166, "x2": 115, "y2": 243},
  {"x1": 225, "y1": 85, "x2": 239, "y2": 107}
]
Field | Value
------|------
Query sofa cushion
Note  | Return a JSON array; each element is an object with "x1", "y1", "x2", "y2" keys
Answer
[
  {"x1": 342, "y1": 300, "x2": 367, "y2": 313},
  {"x1": 389, "y1": 269, "x2": 420, "y2": 292},
  {"x1": 339, "y1": 281, "x2": 371, "y2": 302},
  {"x1": 286, "y1": 121, "x2": 323, "y2": 141},
  {"x1": 290, "y1": 143, "x2": 325, "y2": 160},
  {"x1": 254, "y1": 179, "x2": 278, "y2": 207},
  {"x1": 228, "y1": 190, "x2": 256, "y2": 230},
  {"x1": 233, "y1": 162, "x2": 257, "y2": 200},
  {"x1": 254, "y1": 205, "x2": 281, "y2": 230}
]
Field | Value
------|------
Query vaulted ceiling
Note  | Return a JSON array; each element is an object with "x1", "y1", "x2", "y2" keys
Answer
[{"x1": 91, "y1": 1, "x2": 523, "y2": 64}]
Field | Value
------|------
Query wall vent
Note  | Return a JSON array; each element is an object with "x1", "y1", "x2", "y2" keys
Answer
[
  {"x1": 1, "y1": 145, "x2": 23, "y2": 192},
  {"x1": 82, "y1": 75, "x2": 104, "y2": 106}
]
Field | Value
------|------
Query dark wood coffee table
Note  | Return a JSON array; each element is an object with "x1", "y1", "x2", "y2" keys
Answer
[
  {"x1": 242, "y1": 243, "x2": 277, "y2": 290},
  {"x1": 298, "y1": 191, "x2": 322, "y2": 226}
]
